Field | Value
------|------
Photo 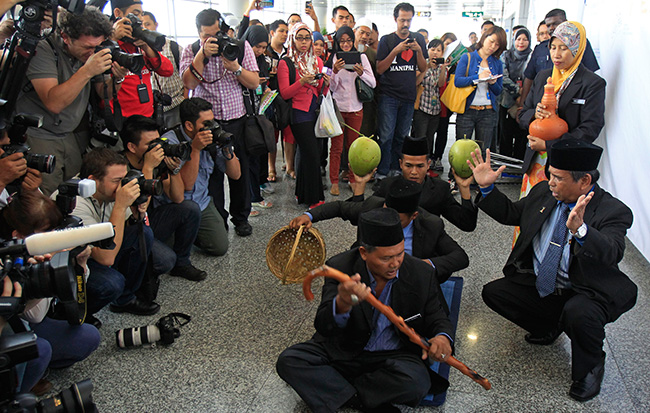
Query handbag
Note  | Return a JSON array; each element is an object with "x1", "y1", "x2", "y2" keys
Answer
[
  {"x1": 355, "y1": 76, "x2": 374, "y2": 103},
  {"x1": 440, "y1": 53, "x2": 475, "y2": 114},
  {"x1": 414, "y1": 83, "x2": 424, "y2": 110},
  {"x1": 315, "y1": 92, "x2": 344, "y2": 138},
  {"x1": 242, "y1": 89, "x2": 275, "y2": 156}
]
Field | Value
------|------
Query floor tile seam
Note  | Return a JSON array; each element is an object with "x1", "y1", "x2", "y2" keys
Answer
[{"x1": 603, "y1": 335, "x2": 641, "y2": 413}]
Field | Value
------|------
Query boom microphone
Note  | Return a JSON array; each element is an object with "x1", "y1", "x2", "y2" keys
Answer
[{"x1": 24, "y1": 222, "x2": 115, "y2": 255}]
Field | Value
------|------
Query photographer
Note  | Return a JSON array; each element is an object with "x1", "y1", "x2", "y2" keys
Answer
[
  {"x1": 14, "y1": 6, "x2": 118, "y2": 196},
  {"x1": 0, "y1": 190, "x2": 100, "y2": 395},
  {"x1": 72, "y1": 148, "x2": 158, "y2": 324},
  {"x1": 109, "y1": 0, "x2": 173, "y2": 118},
  {"x1": 120, "y1": 115, "x2": 206, "y2": 281},
  {"x1": 180, "y1": 8, "x2": 259, "y2": 237},
  {"x1": 161, "y1": 97, "x2": 240, "y2": 257}
]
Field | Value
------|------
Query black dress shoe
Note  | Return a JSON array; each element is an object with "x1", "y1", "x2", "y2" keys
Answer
[
  {"x1": 525, "y1": 328, "x2": 562, "y2": 345},
  {"x1": 84, "y1": 314, "x2": 102, "y2": 329},
  {"x1": 235, "y1": 221, "x2": 252, "y2": 237},
  {"x1": 170, "y1": 264, "x2": 207, "y2": 281},
  {"x1": 569, "y1": 353, "x2": 606, "y2": 402},
  {"x1": 110, "y1": 298, "x2": 161, "y2": 316}
]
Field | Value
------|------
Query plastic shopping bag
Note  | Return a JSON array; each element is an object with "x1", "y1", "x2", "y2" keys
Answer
[{"x1": 315, "y1": 92, "x2": 343, "y2": 138}]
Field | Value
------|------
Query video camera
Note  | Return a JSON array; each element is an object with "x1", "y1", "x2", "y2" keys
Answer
[
  {"x1": 121, "y1": 170, "x2": 162, "y2": 205},
  {"x1": 209, "y1": 32, "x2": 243, "y2": 62},
  {"x1": 123, "y1": 13, "x2": 166, "y2": 52},
  {"x1": 94, "y1": 39, "x2": 145, "y2": 75},
  {"x1": 201, "y1": 119, "x2": 233, "y2": 158}
]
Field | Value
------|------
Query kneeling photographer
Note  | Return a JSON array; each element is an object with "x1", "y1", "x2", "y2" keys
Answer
[
  {"x1": 120, "y1": 115, "x2": 206, "y2": 282},
  {"x1": 14, "y1": 6, "x2": 119, "y2": 196},
  {"x1": 72, "y1": 148, "x2": 158, "y2": 326},
  {"x1": 161, "y1": 97, "x2": 240, "y2": 257},
  {"x1": 0, "y1": 190, "x2": 100, "y2": 396}
]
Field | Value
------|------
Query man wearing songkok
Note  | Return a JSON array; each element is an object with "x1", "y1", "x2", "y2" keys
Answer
[
  {"x1": 290, "y1": 178, "x2": 469, "y2": 283},
  {"x1": 277, "y1": 208, "x2": 454, "y2": 412},
  {"x1": 470, "y1": 140, "x2": 636, "y2": 402}
]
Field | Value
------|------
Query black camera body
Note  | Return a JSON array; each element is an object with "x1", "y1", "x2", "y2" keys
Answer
[
  {"x1": 201, "y1": 119, "x2": 234, "y2": 157},
  {"x1": 115, "y1": 312, "x2": 191, "y2": 348},
  {"x1": 123, "y1": 13, "x2": 166, "y2": 51},
  {"x1": 147, "y1": 137, "x2": 192, "y2": 162},
  {"x1": 95, "y1": 39, "x2": 144, "y2": 75},
  {"x1": 210, "y1": 32, "x2": 243, "y2": 62},
  {"x1": 121, "y1": 170, "x2": 163, "y2": 205},
  {"x1": 15, "y1": 0, "x2": 85, "y2": 35},
  {"x1": 0, "y1": 144, "x2": 55, "y2": 174}
]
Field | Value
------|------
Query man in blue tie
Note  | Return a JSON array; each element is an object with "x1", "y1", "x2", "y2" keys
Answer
[{"x1": 469, "y1": 139, "x2": 636, "y2": 402}]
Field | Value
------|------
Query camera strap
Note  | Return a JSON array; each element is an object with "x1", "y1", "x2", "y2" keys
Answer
[
  {"x1": 103, "y1": 79, "x2": 124, "y2": 131},
  {"x1": 241, "y1": 87, "x2": 257, "y2": 116}
]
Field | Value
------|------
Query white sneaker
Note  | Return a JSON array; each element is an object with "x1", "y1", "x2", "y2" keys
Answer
[
  {"x1": 260, "y1": 183, "x2": 275, "y2": 194},
  {"x1": 433, "y1": 159, "x2": 444, "y2": 171}
]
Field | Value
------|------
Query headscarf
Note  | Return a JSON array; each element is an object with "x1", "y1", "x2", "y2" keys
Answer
[
  {"x1": 504, "y1": 27, "x2": 532, "y2": 81},
  {"x1": 334, "y1": 25, "x2": 357, "y2": 53},
  {"x1": 312, "y1": 31, "x2": 324, "y2": 44},
  {"x1": 549, "y1": 21, "x2": 587, "y2": 94},
  {"x1": 241, "y1": 25, "x2": 271, "y2": 78},
  {"x1": 287, "y1": 22, "x2": 319, "y2": 85}
]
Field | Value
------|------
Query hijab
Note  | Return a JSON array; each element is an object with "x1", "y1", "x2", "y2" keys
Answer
[
  {"x1": 242, "y1": 25, "x2": 270, "y2": 77},
  {"x1": 334, "y1": 25, "x2": 357, "y2": 53},
  {"x1": 287, "y1": 22, "x2": 319, "y2": 84},
  {"x1": 549, "y1": 21, "x2": 587, "y2": 94},
  {"x1": 504, "y1": 28, "x2": 532, "y2": 80}
]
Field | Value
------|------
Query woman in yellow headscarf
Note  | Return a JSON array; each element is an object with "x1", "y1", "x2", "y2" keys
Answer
[{"x1": 513, "y1": 21, "x2": 605, "y2": 243}]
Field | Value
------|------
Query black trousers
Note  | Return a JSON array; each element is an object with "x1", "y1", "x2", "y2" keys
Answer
[
  {"x1": 433, "y1": 115, "x2": 450, "y2": 161},
  {"x1": 276, "y1": 340, "x2": 431, "y2": 413},
  {"x1": 482, "y1": 276, "x2": 609, "y2": 380},
  {"x1": 412, "y1": 109, "x2": 440, "y2": 159},
  {"x1": 208, "y1": 115, "x2": 251, "y2": 226},
  {"x1": 498, "y1": 105, "x2": 527, "y2": 160},
  {"x1": 290, "y1": 120, "x2": 324, "y2": 205}
]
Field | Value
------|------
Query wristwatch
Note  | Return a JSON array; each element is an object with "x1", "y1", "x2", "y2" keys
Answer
[
  {"x1": 572, "y1": 223, "x2": 588, "y2": 239},
  {"x1": 233, "y1": 66, "x2": 243, "y2": 77}
]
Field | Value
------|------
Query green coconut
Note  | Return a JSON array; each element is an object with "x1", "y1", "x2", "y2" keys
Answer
[
  {"x1": 348, "y1": 136, "x2": 381, "y2": 176},
  {"x1": 448, "y1": 139, "x2": 480, "y2": 178}
]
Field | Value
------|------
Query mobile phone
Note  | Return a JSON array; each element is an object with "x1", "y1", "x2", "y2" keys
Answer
[
  {"x1": 306, "y1": 1, "x2": 312, "y2": 9},
  {"x1": 314, "y1": 73, "x2": 324, "y2": 80},
  {"x1": 259, "y1": 0, "x2": 274, "y2": 8},
  {"x1": 406, "y1": 38, "x2": 414, "y2": 44},
  {"x1": 433, "y1": 57, "x2": 445, "y2": 64}
]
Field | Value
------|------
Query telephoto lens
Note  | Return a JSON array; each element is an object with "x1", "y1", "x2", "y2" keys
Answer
[{"x1": 116, "y1": 324, "x2": 163, "y2": 348}]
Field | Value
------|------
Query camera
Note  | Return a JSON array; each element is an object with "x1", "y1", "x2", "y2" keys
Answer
[
  {"x1": 115, "y1": 312, "x2": 191, "y2": 348},
  {"x1": 314, "y1": 73, "x2": 324, "y2": 80},
  {"x1": 201, "y1": 119, "x2": 233, "y2": 157},
  {"x1": 1, "y1": 332, "x2": 97, "y2": 413},
  {"x1": 147, "y1": 137, "x2": 191, "y2": 162},
  {"x1": 95, "y1": 39, "x2": 145, "y2": 75},
  {"x1": 1, "y1": 144, "x2": 55, "y2": 174},
  {"x1": 124, "y1": 13, "x2": 166, "y2": 52},
  {"x1": 210, "y1": 32, "x2": 243, "y2": 62},
  {"x1": 55, "y1": 178, "x2": 96, "y2": 224},
  {"x1": 121, "y1": 170, "x2": 163, "y2": 205},
  {"x1": 15, "y1": 0, "x2": 86, "y2": 35},
  {"x1": 432, "y1": 57, "x2": 445, "y2": 65}
]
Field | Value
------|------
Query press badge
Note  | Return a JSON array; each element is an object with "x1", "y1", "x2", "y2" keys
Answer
[
  {"x1": 572, "y1": 98, "x2": 586, "y2": 105},
  {"x1": 137, "y1": 83, "x2": 150, "y2": 104}
]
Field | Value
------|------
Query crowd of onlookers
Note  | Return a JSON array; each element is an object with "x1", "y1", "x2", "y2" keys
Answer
[{"x1": 0, "y1": 0, "x2": 607, "y2": 402}]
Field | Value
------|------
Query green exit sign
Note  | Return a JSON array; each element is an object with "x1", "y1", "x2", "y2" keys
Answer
[{"x1": 462, "y1": 11, "x2": 484, "y2": 18}]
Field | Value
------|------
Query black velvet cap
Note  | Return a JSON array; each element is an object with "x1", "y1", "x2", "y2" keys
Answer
[
  {"x1": 401, "y1": 136, "x2": 428, "y2": 156},
  {"x1": 386, "y1": 178, "x2": 422, "y2": 214},
  {"x1": 549, "y1": 139, "x2": 603, "y2": 171},
  {"x1": 111, "y1": 0, "x2": 142, "y2": 11},
  {"x1": 359, "y1": 208, "x2": 404, "y2": 247}
]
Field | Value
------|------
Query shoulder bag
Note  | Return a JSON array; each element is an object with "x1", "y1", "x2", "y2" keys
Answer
[{"x1": 440, "y1": 53, "x2": 475, "y2": 114}]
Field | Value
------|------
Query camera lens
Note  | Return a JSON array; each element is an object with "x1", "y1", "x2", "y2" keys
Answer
[
  {"x1": 141, "y1": 178, "x2": 163, "y2": 197},
  {"x1": 37, "y1": 379, "x2": 96, "y2": 413},
  {"x1": 113, "y1": 50, "x2": 145, "y2": 74},
  {"x1": 21, "y1": 252, "x2": 76, "y2": 302},
  {"x1": 25, "y1": 153, "x2": 56, "y2": 174},
  {"x1": 163, "y1": 142, "x2": 192, "y2": 162}
]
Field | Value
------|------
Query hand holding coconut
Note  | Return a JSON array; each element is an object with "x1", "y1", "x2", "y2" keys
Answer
[{"x1": 467, "y1": 149, "x2": 506, "y2": 188}]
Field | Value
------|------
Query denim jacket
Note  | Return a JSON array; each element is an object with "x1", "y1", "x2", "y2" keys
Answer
[{"x1": 454, "y1": 51, "x2": 503, "y2": 112}]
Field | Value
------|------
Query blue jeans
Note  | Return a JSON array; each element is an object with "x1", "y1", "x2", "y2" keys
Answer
[
  {"x1": 86, "y1": 224, "x2": 153, "y2": 313},
  {"x1": 377, "y1": 94, "x2": 415, "y2": 175},
  {"x1": 455, "y1": 108, "x2": 497, "y2": 152},
  {"x1": 149, "y1": 200, "x2": 201, "y2": 270}
]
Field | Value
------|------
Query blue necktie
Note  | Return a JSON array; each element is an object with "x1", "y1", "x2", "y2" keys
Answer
[{"x1": 536, "y1": 203, "x2": 570, "y2": 297}]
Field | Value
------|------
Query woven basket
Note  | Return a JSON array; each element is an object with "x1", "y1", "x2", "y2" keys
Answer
[{"x1": 266, "y1": 225, "x2": 326, "y2": 284}]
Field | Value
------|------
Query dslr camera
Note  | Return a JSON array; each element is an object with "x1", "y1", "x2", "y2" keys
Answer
[
  {"x1": 146, "y1": 137, "x2": 192, "y2": 162},
  {"x1": 0, "y1": 144, "x2": 55, "y2": 175},
  {"x1": 123, "y1": 13, "x2": 166, "y2": 51},
  {"x1": 95, "y1": 39, "x2": 145, "y2": 75},
  {"x1": 200, "y1": 119, "x2": 233, "y2": 157},
  {"x1": 209, "y1": 32, "x2": 243, "y2": 62},
  {"x1": 115, "y1": 312, "x2": 191, "y2": 348},
  {"x1": 121, "y1": 170, "x2": 163, "y2": 205}
]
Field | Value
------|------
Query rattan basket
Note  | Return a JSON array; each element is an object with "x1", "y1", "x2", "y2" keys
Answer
[{"x1": 266, "y1": 225, "x2": 326, "y2": 284}]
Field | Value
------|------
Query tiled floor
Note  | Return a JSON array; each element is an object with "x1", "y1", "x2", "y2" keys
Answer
[{"x1": 45, "y1": 142, "x2": 648, "y2": 413}]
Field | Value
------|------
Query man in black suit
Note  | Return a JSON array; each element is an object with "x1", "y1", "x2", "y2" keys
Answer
[
  {"x1": 277, "y1": 208, "x2": 453, "y2": 412},
  {"x1": 290, "y1": 178, "x2": 469, "y2": 283},
  {"x1": 366, "y1": 137, "x2": 478, "y2": 232},
  {"x1": 469, "y1": 140, "x2": 636, "y2": 402}
]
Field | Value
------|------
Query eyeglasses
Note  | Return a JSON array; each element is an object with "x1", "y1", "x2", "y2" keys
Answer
[
  {"x1": 294, "y1": 36, "x2": 311, "y2": 42},
  {"x1": 339, "y1": 39, "x2": 353, "y2": 44}
]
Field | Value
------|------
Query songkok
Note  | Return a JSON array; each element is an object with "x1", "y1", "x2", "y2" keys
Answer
[
  {"x1": 111, "y1": 0, "x2": 141, "y2": 11},
  {"x1": 359, "y1": 208, "x2": 404, "y2": 247},
  {"x1": 401, "y1": 136, "x2": 428, "y2": 156},
  {"x1": 354, "y1": 18, "x2": 373, "y2": 31},
  {"x1": 549, "y1": 139, "x2": 602, "y2": 171},
  {"x1": 225, "y1": 15, "x2": 240, "y2": 30},
  {"x1": 386, "y1": 178, "x2": 422, "y2": 214}
]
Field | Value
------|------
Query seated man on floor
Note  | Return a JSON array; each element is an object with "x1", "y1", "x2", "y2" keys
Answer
[
  {"x1": 362, "y1": 136, "x2": 478, "y2": 232},
  {"x1": 290, "y1": 178, "x2": 469, "y2": 284},
  {"x1": 277, "y1": 208, "x2": 454, "y2": 412},
  {"x1": 470, "y1": 140, "x2": 637, "y2": 402}
]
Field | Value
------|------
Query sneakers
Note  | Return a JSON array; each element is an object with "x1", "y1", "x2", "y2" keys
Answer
[
  {"x1": 235, "y1": 221, "x2": 253, "y2": 236},
  {"x1": 170, "y1": 264, "x2": 207, "y2": 281},
  {"x1": 260, "y1": 183, "x2": 275, "y2": 194},
  {"x1": 252, "y1": 200, "x2": 273, "y2": 208},
  {"x1": 433, "y1": 158, "x2": 444, "y2": 171},
  {"x1": 110, "y1": 298, "x2": 161, "y2": 316}
]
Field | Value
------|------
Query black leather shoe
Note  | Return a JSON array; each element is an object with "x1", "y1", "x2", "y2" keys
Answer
[
  {"x1": 110, "y1": 298, "x2": 161, "y2": 316},
  {"x1": 569, "y1": 353, "x2": 606, "y2": 402},
  {"x1": 525, "y1": 328, "x2": 562, "y2": 345},
  {"x1": 235, "y1": 221, "x2": 252, "y2": 237},
  {"x1": 170, "y1": 264, "x2": 207, "y2": 281},
  {"x1": 84, "y1": 314, "x2": 102, "y2": 329}
]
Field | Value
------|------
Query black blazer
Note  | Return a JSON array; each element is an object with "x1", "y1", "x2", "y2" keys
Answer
[
  {"x1": 477, "y1": 183, "x2": 637, "y2": 321},
  {"x1": 374, "y1": 176, "x2": 478, "y2": 232},
  {"x1": 518, "y1": 64, "x2": 606, "y2": 173},
  {"x1": 313, "y1": 249, "x2": 453, "y2": 360},
  {"x1": 309, "y1": 197, "x2": 469, "y2": 283}
]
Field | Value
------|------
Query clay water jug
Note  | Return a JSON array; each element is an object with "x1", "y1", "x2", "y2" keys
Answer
[{"x1": 529, "y1": 77, "x2": 569, "y2": 141}]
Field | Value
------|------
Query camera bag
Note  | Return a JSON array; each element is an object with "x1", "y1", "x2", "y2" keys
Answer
[{"x1": 242, "y1": 87, "x2": 275, "y2": 156}]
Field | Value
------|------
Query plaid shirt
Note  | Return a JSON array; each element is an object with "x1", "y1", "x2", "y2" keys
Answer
[
  {"x1": 180, "y1": 40, "x2": 259, "y2": 121},
  {"x1": 152, "y1": 38, "x2": 185, "y2": 111},
  {"x1": 418, "y1": 66, "x2": 442, "y2": 116}
]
